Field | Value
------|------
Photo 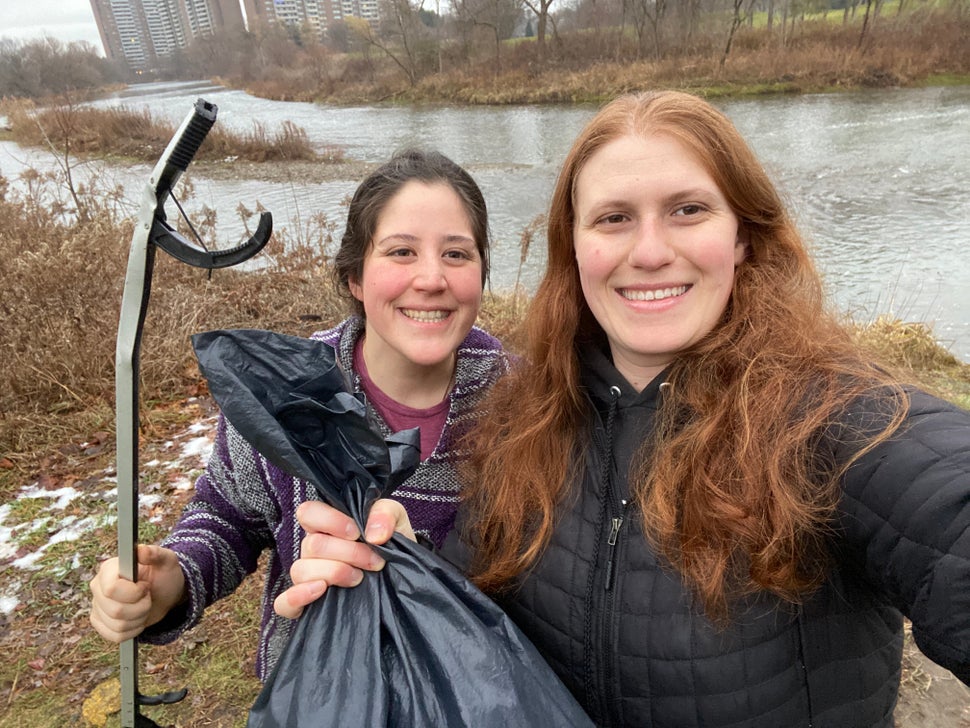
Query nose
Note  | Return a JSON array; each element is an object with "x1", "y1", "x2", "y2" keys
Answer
[
  {"x1": 413, "y1": 256, "x2": 448, "y2": 292},
  {"x1": 627, "y1": 218, "x2": 675, "y2": 270}
]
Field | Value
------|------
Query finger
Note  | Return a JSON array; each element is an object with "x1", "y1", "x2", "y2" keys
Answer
[
  {"x1": 364, "y1": 500, "x2": 413, "y2": 544},
  {"x1": 300, "y1": 532, "x2": 386, "y2": 570},
  {"x1": 92, "y1": 564, "x2": 149, "y2": 605},
  {"x1": 273, "y1": 580, "x2": 329, "y2": 620},
  {"x1": 90, "y1": 613, "x2": 144, "y2": 643},
  {"x1": 290, "y1": 553, "x2": 366, "y2": 589},
  {"x1": 89, "y1": 600, "x2": 148, "y2": 642},
  {"x1": 296, "y1": 500, "x2": 360, "y2": 540},
  {"x1": 92, "y1": 585, "x2": 151, "y2": 622}
]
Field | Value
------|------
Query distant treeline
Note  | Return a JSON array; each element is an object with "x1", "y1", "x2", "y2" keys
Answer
[
  {"x1": 1, "y1": 0, "x2": 968, "y2": 104},
  {"x1": 0, "y1": 38, "x2": 125, "y2": 99}
]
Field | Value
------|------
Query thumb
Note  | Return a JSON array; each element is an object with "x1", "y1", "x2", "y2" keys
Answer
[
  {"x1": 137, "y1": 544, "x2": 178, "y2": 569},
  {"x1": 365, "y1": 499, "x2": 414, "y2": 543}
]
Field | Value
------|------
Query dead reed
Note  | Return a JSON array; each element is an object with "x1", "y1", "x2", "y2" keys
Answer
[
  {"x1": 1, "y1": 101, "x2": 329, "y2": 164},
  {"x1": 0, "y1": 165, "x2": 346, "y2": 460}
]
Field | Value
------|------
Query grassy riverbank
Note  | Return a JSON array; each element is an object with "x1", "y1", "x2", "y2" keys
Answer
[
  {"x1": 1, "y1": 137, "x2": 969, "y2": 726},
  {"x1": 0, "y1": 101, "x2": 337, "y2": 165},
  {"x1": 220, "y1": 6, "x2": 970, "y2": 106}
]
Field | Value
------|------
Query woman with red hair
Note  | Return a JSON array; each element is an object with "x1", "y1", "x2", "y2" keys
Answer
[{"x1": 283, "y1": 91, "x2": 970, "y2": 726}]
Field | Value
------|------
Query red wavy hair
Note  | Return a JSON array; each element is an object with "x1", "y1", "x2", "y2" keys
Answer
[{"x1": 464, "y1": 91, "x2": 907, "y2": 618}]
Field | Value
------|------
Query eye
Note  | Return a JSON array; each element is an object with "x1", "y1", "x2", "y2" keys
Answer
[
  {"x1": 673, "y1": 203, "x2": 706, "y2": 217},
  {"x1": 444, "y1": 249, "x2": 473, "y2": 261},
  {"x1": 596, "y1": 212, "x2": 629, "y2": 226},
  {"x1": 387, "y1": 247, "x2": 415, "y2": 257}
]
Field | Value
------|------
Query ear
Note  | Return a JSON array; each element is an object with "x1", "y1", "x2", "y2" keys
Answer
[
  {"x1": 348, "y1": 275, "x2": 363, "y2": 302},
  {"x1": 734, "y1": 231, "x2": 749, "y2": 267}
]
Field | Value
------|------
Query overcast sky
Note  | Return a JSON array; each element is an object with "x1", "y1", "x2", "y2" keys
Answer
[{"x1": 0, "y1": 0, "x2": 104, "y2": 55}]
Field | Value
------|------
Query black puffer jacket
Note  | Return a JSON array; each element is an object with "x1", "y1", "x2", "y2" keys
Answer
[{"x1": 496, "y1": 346, "x2": 970, "y2": 727}]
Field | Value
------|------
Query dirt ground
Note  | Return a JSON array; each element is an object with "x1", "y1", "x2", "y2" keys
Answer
[{"x1": 896, "y1": 635, "x2": 970, "y2": 727}]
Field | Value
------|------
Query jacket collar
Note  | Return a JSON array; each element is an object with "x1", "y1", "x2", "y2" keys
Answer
[{"x1": 579, "y1": 342, "x2": 669, "y2": 416}]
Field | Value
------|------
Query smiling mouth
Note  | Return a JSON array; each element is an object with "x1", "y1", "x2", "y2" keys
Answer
[
  {"x1": 620, "y1": 285, "x2": 689, "y2": 302},
  {"x1": 401, "y1": 308, "x2": 450, "y2": 322}
]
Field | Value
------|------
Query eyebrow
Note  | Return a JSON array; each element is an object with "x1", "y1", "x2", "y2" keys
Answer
[
  {"x1": 375, "y1": 233, "x2": 476, "y2": 246},
  {"x1": 580, "y1": 186, "x2": 723, "y2": 210},
  {"x1": 662, "y1": 187, "x2": 722, "y2": 204}
]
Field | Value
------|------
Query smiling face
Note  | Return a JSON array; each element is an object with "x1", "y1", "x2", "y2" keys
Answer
[
  {"x1": 573, "y1": 132, "x2": 746, "y2": 390},
  {"x1": 349, "y1": 180, "x2": 483, "y2": 385}
]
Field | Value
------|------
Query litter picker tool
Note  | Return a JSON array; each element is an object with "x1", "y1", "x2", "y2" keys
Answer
[{"x1": 115, "y1": 98, "x2": 272, "y2": 727}]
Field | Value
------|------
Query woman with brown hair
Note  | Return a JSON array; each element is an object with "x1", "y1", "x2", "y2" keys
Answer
[
  {"x1": 90, "y1": 149, "x2": 512, "y2": 681},
  {"x1": 282, "y1": 91, "x2": 970, "y2": 726}
]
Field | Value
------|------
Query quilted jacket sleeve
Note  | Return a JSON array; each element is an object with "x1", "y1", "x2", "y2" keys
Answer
[{"x1": 836, "y1": 387, "x2": 970, "y2": 683}]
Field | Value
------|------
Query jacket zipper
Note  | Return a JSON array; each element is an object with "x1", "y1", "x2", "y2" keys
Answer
[
  {"x1": 594, "y1": 386, "x2": 624, "y2": 725},
  {"x1": 604, "y1": 506, "x2": 625, "y2": 592}
]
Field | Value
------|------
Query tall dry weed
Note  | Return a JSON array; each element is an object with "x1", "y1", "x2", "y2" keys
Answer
[
  {"x1": 6, "y1": 101, "x2": 326, "y2": 164},
  {"x1": 0, "y1": 165, "x2": 347, "y2": 456}
]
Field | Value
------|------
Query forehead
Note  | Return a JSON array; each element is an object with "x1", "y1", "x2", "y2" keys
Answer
[
  {"x1": 574, "y1": 133, "x2": 716, "y2": 198},
  {"x1": 377, "y1": 180, "x2": 468, "y2": 222}
]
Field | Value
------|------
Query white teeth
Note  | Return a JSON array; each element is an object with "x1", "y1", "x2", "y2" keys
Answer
[
  {"x1": 402, "y1": 309, "x2": 449, "y2": 322},
  {"x1": 621, "y1": 285, "x2": 688, "y2": 302}
]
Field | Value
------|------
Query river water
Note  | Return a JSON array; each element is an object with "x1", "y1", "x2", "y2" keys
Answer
[{"x1": 2, "y1": 81, "x2": 968, "y2": 360}]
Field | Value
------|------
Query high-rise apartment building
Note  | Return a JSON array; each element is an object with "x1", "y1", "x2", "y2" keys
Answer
[
  {"x1": 243, "y1": 0, "x2": 379, "y2": 42},
  {"x1": 90, "y1": 0, "x2": 245, "y2": 72}
]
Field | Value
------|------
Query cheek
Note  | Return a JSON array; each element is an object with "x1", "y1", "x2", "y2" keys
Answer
[
  {"x1": 450, "y1": 268, "x2": 485, "y2": 304},
  {"x1": 575, "y1": 243, "x2": 612, "y2": 286},
  {"x1": 355, "y1": 268, "x2": 404, "y2": 308}
]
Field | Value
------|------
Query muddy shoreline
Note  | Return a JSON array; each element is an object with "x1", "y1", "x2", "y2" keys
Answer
[{"x1": 191, "y1": 158, "x2": 377, "y2": 185}]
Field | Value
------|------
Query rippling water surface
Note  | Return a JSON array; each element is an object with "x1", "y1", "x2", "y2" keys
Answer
[{"x1": 3, "y1": 82, "x2": 968, "y2": 359}]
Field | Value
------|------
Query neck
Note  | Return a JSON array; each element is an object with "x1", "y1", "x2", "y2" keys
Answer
[
  {"x1": 360, "y1": 338, "x2": 456, "y2": 409},
  {"x1": 611, "y1": 353, "x2": 669, "y2": 394}
]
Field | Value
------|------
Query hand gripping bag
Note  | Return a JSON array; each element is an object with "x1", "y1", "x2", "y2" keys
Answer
[{"x1": 192, "y1": 329, "x2": 593, "y2": 728}]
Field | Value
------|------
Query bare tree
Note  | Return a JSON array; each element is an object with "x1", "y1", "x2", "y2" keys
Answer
[
  {"x1": 0, "y1": 37, "x2": 120, "y2": 98},
  {"x1": 521, "y1": 0, "x2": 558, "y2": 62},
  {"x1": 628, "y1": 0, "x2": 668, "y2": 59},
  {"x1": 857, "y1": 0, "x2": 876, "y2": 47},
  {"x1": 454, "y1": 0, "x2": 524, "y2": 70},
  {"x1": 346, "y1": 0, "x2": 429, "y2": 87},
  {"x1": 669, "y1": 0, "x2": 703, "y2": 49},
  {"x1": 720, "y1": 0, "x2": 757, "y2": 67}
]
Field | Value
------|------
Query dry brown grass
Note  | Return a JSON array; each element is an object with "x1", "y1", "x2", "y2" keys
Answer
[
  {"x1": 0, "y1": 165, "x2": 347, "y2": 467},
  {"x1": 219, "y1": 6, "x2": 970, "y2": 106},
  {"x1": 1, "y1": 101, "x2": 328, "y2": 164},
  {"x1": 852, "y1": 316, "x2": 970, "y2": 409}
]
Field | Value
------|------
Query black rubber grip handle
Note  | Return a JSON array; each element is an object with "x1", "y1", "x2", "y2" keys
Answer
[{"x1": 169, "y1": 99, "x2": 217, "y2": 171}]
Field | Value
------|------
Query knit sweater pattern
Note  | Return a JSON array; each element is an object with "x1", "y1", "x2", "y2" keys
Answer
[{"x1": 140, "y1": 318, "x2": 510, "y2": 680}]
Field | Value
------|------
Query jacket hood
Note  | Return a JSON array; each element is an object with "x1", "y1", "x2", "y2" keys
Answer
[
  {"x1": 578, "y1": 343, "x2": 670, "y2": 500},
  {"x1": 579, "y1": 343, "x2": 669, "y2": 415}
]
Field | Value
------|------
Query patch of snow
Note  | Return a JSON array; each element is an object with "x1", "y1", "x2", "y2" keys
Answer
[
  {"x1": 1, "y1": 413, "x2": 215, "y2": 579},
  {"x1": 12, "y1": 550, "x2": 44, "y2": 570},
  {"x1": 180, "y1": 436, "x2": 213, "y2": 460},
  {"x1": 172, "y1": 477, "x2": 194, "y2": 491},
  {"x1": 0, "y1": 504, "x2": 17, "y2": 560},
  {"x1": 50, "y1": 515, "x2": 96, "y2": 544},
  {"x1": 19, "y1": 484, "x2": 84, "y2": 510},
  {"x1": 10, "y1": 514, "x2": 106, "y2": 570},
  {"x1": 0, "y1": 593, "x2": 20, "y2": 616},
  {"x1": 140, "y1": 494, "x2": 163, "y2": 511}
]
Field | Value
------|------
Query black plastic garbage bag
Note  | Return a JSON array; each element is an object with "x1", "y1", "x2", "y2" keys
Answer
[{"x1": 192, "y1": 329, "x2": 593, "y2": 728}]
